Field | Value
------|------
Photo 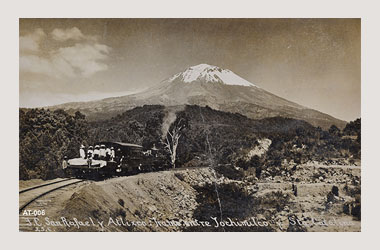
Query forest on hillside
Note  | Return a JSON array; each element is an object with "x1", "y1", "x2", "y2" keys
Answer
[
  {"x1": 19, "y1": 105, "x2": 361, "y2": 180},
  {"x1": 19, "y1": 108, "x2": 88, "y2": 179}
]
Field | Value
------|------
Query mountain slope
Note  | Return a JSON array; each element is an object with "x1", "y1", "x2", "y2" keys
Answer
[
  {"x1": 50, "y1": 64, "x2": 346, "y2": 129},
  {"x1": 87, "y1": 104, "x2": 355, "y2": 168}
]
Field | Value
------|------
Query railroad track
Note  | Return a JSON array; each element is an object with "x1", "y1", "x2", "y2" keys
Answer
[{"x1": 19, "y1": 178, "x2": 86, "y2": 214}]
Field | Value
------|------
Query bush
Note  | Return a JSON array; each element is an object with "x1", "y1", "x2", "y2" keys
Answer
[
  {"x1": 215, "y1": 164, "x2": 244, "y2": 180},
  {"x1": 187, "y1": 183, "x2": 275, "y2": 232}
]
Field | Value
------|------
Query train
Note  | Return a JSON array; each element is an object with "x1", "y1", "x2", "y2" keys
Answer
[{"x1": 62, "y1": 141, "x2": 170, "y2": 179}]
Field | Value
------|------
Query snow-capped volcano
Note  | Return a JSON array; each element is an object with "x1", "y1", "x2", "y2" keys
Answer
[
  {"x1": 168, "y1": 64, "x2": 256, "y2": 87},
  {"x1": 50, "y1": 63, "x2": 346, "y2": 129}
]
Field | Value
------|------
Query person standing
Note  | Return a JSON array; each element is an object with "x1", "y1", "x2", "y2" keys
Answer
[
  {"x1": 87, "y1": 146, "x2": 94, "y2": 159},
  {"x1": 62, "y1": 156, "x2": 68, "y2": 169},
  {"x1": 93, "y1": 145, "x2": 100, "y2": 160},
  {"x1": 105, "y1": 147, "x2": 111, "y2": 161},
  {"x1": 100, "y1": 144, "x2": 106, "y2": 159},
  {"x1": 79, "y1": 145, "x2": 86, "y2": 159},
  {"x1": 110, "y1": 147, "x2": 115, "y2": 161},
  {"x1": 115, "y1": 148, "x2": 123, "y2": 166}
]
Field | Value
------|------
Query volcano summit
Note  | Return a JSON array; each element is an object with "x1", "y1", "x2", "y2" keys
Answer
[
  {"x1": 168, "y1": 64, "x2": 256, "y2": 87},
  {"x1": 50, "y1": 64, "x2": 346, "y2": 129}
]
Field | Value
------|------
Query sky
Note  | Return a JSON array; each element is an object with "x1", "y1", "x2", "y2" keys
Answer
[{"x1": 19, "y1": 18, "x2": 360, "y2": 121}]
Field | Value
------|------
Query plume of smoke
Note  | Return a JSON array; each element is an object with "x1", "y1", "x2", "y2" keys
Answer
[
  {"x1": 161, "y1": 105, "x2": 185, "y2": 139},
  {"x1": 161, "y1": 105, "x2": 186, "y2": 169},
  {"x1": 161, "y1": 112, "x2": 177, "y2": 139}
]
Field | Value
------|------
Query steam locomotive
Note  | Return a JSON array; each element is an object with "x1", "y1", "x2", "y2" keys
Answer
[{"x1": 63, "y1": 141, "x2": 169, "y2": 179}]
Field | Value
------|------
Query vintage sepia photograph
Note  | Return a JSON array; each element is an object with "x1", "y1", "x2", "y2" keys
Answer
[{"x1": 19, "y1": 18, "x2": 361, "y2": 232}]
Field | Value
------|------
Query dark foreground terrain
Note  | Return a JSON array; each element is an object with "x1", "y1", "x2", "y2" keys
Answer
[{"x1": 20, "y1": 162, "x2": 360, "y2": 232}]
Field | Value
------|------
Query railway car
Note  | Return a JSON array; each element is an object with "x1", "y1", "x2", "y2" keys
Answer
[{"x1": 63, "y1": 141, "x2": 168, "y2": 179}]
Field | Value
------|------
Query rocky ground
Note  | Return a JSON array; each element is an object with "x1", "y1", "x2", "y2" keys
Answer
[{"x1": 20, "y1": 161, "x2": 360, "y2": 232}]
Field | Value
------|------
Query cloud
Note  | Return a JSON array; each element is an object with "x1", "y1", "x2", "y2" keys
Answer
[
  {"x1": 20, "y1": 54, "x2": 77, "y2": 78},
  {"x1": 20, "y1": 27, "x2": 111, "y2": 78},
  {"x1": 20, "y1": 55, "x2": 58, "y2": 76},
  {"x1": 54, "y1": 43, "x2": 111, "y2": 77},
  {"x1": 51, "y1": 27, "x2": 86, "y2": 41},
  {"x1": 19, "y1": 28, "x2": 46, "y2": 53}
]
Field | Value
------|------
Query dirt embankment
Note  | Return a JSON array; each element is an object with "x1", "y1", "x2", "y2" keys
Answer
[
  {"x1": 49, "y1": 162, "x2": 360, "y2": 232},
  {"x1": 60, "y1": 168, "x2": 217, "y2": 231}
]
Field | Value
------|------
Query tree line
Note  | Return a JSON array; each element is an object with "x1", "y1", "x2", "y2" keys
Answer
[
  {"x1": 19, "y1": 105, "x2": 361, "y2": 180},
  {"x1": 20, "y1": 108, "x2": 88, "y2": 180}
]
